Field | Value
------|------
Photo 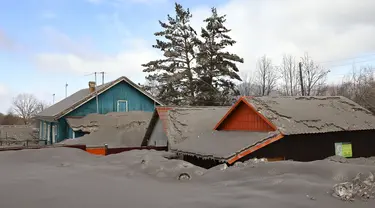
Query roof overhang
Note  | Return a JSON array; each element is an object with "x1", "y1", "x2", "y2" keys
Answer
[
  {"x1": 169, "y1": 133, "x2": 284, "y2": 165},
  {"x1": 226, "y1": 133, "x2": 284, "y2": 164},
  {"x1": 34, "y1": 116, "x2": 57, "y2": 122}
]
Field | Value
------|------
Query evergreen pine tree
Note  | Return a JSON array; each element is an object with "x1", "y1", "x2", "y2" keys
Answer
[
  {"x1": 142, "y1": 3, "x2": 198, "y2": 105},
  {"x1": 195, "y1": 8, "x2": 244, "y2": 106}
]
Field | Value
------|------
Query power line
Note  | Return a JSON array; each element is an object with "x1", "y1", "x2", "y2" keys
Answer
[
  {"x1": 83, "y1": 72, "x2": 95, "y2": 77},
  {"x1": 322, "y1": 57, "x2": 375, "y2": 68},
  {"x1": 318, "y1": 52, "x2": 375, "y2": 64}
]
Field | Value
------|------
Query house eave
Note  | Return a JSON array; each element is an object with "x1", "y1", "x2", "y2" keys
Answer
[
  {"x1": 34, "y1": 116, "x2": 57, "y2": 122},
  {"x1": 54, "y1": 77, "x2": 164, "y2": 119}
]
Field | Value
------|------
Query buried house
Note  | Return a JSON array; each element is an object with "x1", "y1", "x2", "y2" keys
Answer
[
  {"x1": 169, "y1": 96, "x2": 375, "y2": 168},
  {"x1": 35, "y1": 76, "x2": 163, "y2": 144}
]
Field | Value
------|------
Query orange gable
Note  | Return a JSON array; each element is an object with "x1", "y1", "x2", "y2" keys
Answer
[
  {"x1": 156, "y1": 107, "x2": 173, "y2": 132},
  {"x1": 215, "y1": 97, "x2": 276, "y2": 131}
]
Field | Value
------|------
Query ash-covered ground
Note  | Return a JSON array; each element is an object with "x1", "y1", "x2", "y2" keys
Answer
[{"x1": 0, "y1": 148, "x2": 374, "y2": 208}]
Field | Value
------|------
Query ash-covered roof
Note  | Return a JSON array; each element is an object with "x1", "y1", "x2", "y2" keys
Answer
[
  {"x1": 62, "y1": 111, "x2": 153, "y2": 148},
  {"x1": 245, "y1": 96, "x2": 375, "y2": 135},
  {"x1": 0, "y1": 125, "x2": 38, "y2": 140},
  {"x1": 37, "y1": 83, "x2": 111, "y2": 119},
  {"x1": 36, "y1": 76, "x2": 163, "y2": 120},
  {"x1": 66, "y1": 113, "x2": 117, "y2": 132},
  {"x1": 170, "y1": 131, "x2": 278, "y2": 161},
  {"x1": 142, "y1": 106, "x2": 231, "y2": 146},
  {"x1": 165, "y1": 107, "x2": 230, "y2": 146}
]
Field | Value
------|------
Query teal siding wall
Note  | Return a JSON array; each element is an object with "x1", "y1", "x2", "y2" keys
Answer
[
  {"x1": 54, "y1": 81, "x2": 156, "y2": 142},
  {"x1": 39, "y1": 120, "x2": 56, "y2": 144},
  {"x1": 57, "y1": 118, "x2": 68, "y2": 143},
  {"x1": 67, "y1": 81, "x2": 155, "y2": 117}
]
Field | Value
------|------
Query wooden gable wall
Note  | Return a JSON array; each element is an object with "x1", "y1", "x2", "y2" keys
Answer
[{"x1": 217, "y1": 101, "x2": 275, "y2": 132}]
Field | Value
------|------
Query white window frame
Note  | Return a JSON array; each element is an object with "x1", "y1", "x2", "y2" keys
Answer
[
  {"x1": 47, "y1": 124, "x2": 51, "y2": 143},
  {"x1": 43, "y1": 123, "x2": 47, "y2": 139},
  {"x1": 117, "y1": 100, "x2": 128, "y2": 112},
  {"x1": 39, "y1": 121, "x2": 43, "y2": 139},
  {"x1": 52, "y1": 125, "x2": 57, "y2": 143}
]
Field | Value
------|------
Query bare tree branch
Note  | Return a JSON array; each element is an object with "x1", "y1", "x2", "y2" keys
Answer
[
  {"x1": 328, "y1": 65, "x2": 375, "y2": 112},
  {"x1": 237, "y1": 72, "x2": 260, "y2": 96},
  {"x1": 279, "y1": 54, "x2": 300, "y2": 96},
  {"x1": 12, "y1": 93, "x2": 46, "y2": 125},
  {"x1": 255, "y1": 55, "x2": 278, "y2": 96},
  {"x1": 301, "y1": 53, "x2": 330, "y2": 96}
]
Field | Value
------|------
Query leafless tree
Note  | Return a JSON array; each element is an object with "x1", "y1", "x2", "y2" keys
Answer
[
  {"x1": 140, "y1": 79, "x2": 161, "y2": 98},
  {"x1": 255, "y1": 55, "x2": 278, "y2": 96},
  {"x1": 237, "y1": 72, "x2": 260, "y2": 96},
  {"x1": 328, "y1": 65, "x2": 375, "y2": 112},
  {"x1": 12, "y1": 93, "x2": 45, "y2": 125},
  {"x1": 279, "y1": 54, "x2": 300, "y2": 96},
  {"x1": 300, "y1": 53, "x2": 330, "y2": 96},
  {"x1": 37, "y1": 102, "x2": 49, "y2": 113}
]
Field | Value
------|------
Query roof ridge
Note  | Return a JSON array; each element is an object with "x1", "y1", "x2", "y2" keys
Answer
[{"x1": 36, "y1": 76, "x2": 163, "y2": 119}]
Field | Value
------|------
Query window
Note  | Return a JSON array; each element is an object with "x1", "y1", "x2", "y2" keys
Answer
[
  {"x1": 117, "y1": 100, "x2": 128, "y2": 112},
  {"x1": 47, "y1": 124, "x2": 50, "y2": 141},
  {"x1": 39, "y1": 121, "x2": 43, "y2": 139},
  {"x1": 43, "y1": 122, "x2": 47, "y2": 139},
  {"x1": 52, "y1": 125, "x2": 57, "y2": 143}
]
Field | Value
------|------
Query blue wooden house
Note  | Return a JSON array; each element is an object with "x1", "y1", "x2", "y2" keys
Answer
[{"x1": 36, "y1": 76, "x2": 163, "y2": 144}]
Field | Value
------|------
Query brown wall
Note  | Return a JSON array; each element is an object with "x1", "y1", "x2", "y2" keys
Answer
[
  {"x1": 218, "y1": 102, "x2": 274, "y2": 131},
  {"x1": 241, "y1": 130, "x2": 375, "y2": 162},
  {"x1": 156, "y1": 107, "x2": 173, "y2": 132}
]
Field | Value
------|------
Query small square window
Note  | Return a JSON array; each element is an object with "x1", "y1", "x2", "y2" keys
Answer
[{"x1": 117, "y1": 100, "x2": 128, "y2": 112}]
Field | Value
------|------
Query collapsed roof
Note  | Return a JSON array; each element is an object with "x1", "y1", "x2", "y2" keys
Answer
[
  {"x1": 66, "y1": 112, "x2": 153, "y2": 133},
  {"x1": 66, "y1": 114, "x2": 115, "y2": 133},
  {"x1": 62, "y1": 111, "x2": 153, "y2": 148}
]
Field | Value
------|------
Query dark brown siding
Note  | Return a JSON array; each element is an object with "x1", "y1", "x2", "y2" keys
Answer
[{"x1": 241, "y1": 130, "x2": 375, "y2": 162}]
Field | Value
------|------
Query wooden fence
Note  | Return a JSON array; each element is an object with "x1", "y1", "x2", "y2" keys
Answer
[
  {"x1": 0, "y1": 139, "x2": 42, "y2": 147},
  {"x1": 0, "y1": 143, "x2": 167, "y2": 156}
]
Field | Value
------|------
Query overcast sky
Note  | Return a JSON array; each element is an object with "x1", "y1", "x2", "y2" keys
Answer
[{"x1": 1, "y1": 0, "x2": 375, "y2": 113}]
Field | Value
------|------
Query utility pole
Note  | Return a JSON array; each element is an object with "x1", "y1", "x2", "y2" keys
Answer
[
  {"x1": 95, "y1": 72, "x2": 99, "y2": 114},
  {"x1": 299, "y1": 62, "x2": 305, "y2": 96},
  {"x1": 53, "y1": 94, "x2": 55, "y2": 104},
  {"x1": 100, "y1": 71, "x2": 105, "y2": 85},
  {"x1": 84, "y1": 71, "x2": 103, "y2": 113},
  {"x1": 65, "y1": 83, "x2": 68, "y2": 98}
]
